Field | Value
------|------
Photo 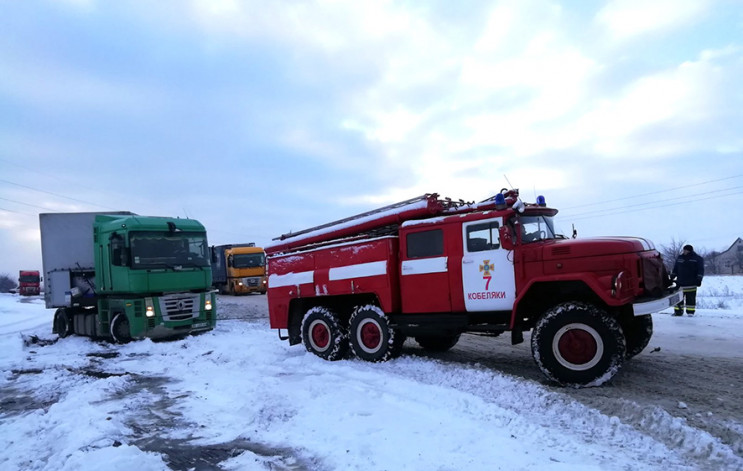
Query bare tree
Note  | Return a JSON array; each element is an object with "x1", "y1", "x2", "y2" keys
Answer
[
  {"x1": 0, "y1": 273, "x2": 16, "y2": 293},
  {"x1": 660, "y1": 238, "x2": 687, "y2": 272},
  {"x1": 701, "y1": 250, "x2": 721, "y2": 275}
]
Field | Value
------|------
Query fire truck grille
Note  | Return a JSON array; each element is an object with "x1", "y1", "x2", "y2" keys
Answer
[
  {"x1": 641, "y1": 256, "x2": 669, "y2": 297},
  {"x1": 159, "y1": 294, "x2": 200, "y2": 322}
]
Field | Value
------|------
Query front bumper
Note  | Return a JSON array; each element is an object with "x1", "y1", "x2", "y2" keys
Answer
[{"x1": 632, "y1": 289, "x2": 683, "y2": 316}]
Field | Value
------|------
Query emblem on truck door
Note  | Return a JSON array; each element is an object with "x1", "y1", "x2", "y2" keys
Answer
[{"x1": 479, "y1": 260, "x2": 494, "y2": 290}]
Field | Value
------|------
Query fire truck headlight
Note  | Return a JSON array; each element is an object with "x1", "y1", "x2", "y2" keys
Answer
[
  {"x1": 612, "y1": 271, "x2": 627, "y2": 297},
  {"x1": 205, "y1": 299, "x2": 213, "y2": 311}
]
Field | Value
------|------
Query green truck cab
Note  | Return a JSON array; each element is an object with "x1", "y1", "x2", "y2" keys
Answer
[{"x1": 40, "y1": 212, "x2": 217, "y2": 342}]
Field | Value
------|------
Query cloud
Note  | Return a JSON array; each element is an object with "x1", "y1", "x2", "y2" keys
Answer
[{"x1": 595, "y1": 0, "x2": 711, "y2": 43}]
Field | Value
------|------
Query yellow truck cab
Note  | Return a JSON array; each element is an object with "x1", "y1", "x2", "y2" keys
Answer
[{"x1": 211, "y1": 243, "x2": 267, "y2": 295}]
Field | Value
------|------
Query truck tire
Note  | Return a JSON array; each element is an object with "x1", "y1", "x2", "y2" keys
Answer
[
  {"x1": 414, "y1": 334, "x2": 461, "y2": 352},
  {"x1": 53, "y1": 308, "x2": 72, "y2": 338},
  {"x1": 531, "y1": 302, "x2": 626, "y2": 387},
  {"x1": 301, "y1": 307, "x2": 348, "y2": 361},
  {"x1": 348, "y1": 305, "x2": 404, "y2": 362},
  {"x1": 110, "y1": 313, "x2": 132, "y2": 344},
  {"x1": 623, "y1": 314, "x2": 653, "y2": 359}
]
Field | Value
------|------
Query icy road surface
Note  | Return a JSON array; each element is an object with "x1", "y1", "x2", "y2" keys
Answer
[{"x1": 1, "y1": 276, "x2": 742, "y2": 471}]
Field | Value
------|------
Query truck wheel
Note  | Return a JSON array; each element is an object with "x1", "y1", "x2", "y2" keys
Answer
[
  {"x1": 414, "y1": 334, "x2": 461, "y2": 352},
  {"x1": 110, "y1": 313, "x2": 132, "y2": 344},
  {"x1": 531, "y1": 302, "x2": 626, "y2": 387},
  {"x1": 53, "y1": 309, "x2": 72, "y2": 338},
  {"x1": 348, "y1": 305, "x2": 403, "y2": 362},
  {"x1": 301, "y1": 307, "x2": 348, "y2": 361},
  {"x1": 623, "y1": 314, "x2": 653, "y2": 359}
]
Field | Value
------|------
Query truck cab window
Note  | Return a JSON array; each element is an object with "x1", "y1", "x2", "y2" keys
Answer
[
  {"x1": 231, "y1": 253, "x2": 266, "y2": 268},
  {"x1": 110, "y1": 234, "x2": 128, "y2": 267},
  {"x1": 407, "y1": 229, "x2": 443, "y2": 258},
  {"x1": 519, "y1": 215, "x2": 558, "y2": 243},
  {"x1": 466, "y1": 221, "x2": 500, "y2": 252},
  {"x1": 130, "y1": 232, "x2": 210, "y2": 269}
]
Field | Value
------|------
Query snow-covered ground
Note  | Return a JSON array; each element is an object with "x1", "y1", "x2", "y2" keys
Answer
[{"x1": 1, "y1": 277, "x2": 742, "y2": 471}]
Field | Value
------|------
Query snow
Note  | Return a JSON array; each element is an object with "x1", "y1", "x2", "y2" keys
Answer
[{"x1": 1, "y1": 277, "x2": 743, "y2": 470}]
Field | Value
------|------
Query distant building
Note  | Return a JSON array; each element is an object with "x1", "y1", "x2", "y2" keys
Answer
[{"x1": 709, "y1": 238, "x2": 743, "y2": 275}]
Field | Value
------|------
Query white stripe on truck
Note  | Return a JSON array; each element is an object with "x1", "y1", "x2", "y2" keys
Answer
[
  {"x1": 401, "y1": 257, "x2": 448, "y2": 275},
  {"x1": 328, "y1": 261, "x2": 387, "y2": 281},
  {"x1": 268, "y1": 271, "x2": 314, "y2": 288}
]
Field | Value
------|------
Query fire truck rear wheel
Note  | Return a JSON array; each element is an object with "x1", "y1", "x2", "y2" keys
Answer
[
  {"x1": 301, "y1": 306, "x2": 348, "y2": 361},
  {"x1": 623, "y1": 314, "x2": 653, "y2": 359},
  {"x1": 531, "y1": 302, "x2": 626, "y2": 387},
  {"x1": 110, "y1": 313, "x2": 132, "y2": 344},
  {"x1": 414, "y1": 334, "x2": 461, "y2": 352},
  {"x1": 54, "y1": 308, "x2": 72, "y2": 338},
  {"x1": 349, "y1": 305, "x2": 402, "y2": 362}
]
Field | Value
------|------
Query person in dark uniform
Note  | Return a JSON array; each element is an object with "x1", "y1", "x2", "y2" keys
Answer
[{"x1": 671, "y1": 244, "x2": 704, "y2": 316}]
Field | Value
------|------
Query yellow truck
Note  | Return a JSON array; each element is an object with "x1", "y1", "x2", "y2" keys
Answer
[{"x1": 210, "y1": 243, "x2": 267, "y2": 295}]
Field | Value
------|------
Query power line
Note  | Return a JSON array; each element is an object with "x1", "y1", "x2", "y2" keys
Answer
[
  {"x1": 560, "y1": 174, "x2": 743, "y2": 210},
  {"x1": 0, "y1": 178, "x2": 117, "y2": 210},
  {"x1": 566, "y1": 187, "x2": 743, "y2": 221},
  {"x1": 0, "y1": 196, "x2": 60, "y2": 212},
  {"x1": 0, "y1": 206, "x2": 35, "y2": 216}
]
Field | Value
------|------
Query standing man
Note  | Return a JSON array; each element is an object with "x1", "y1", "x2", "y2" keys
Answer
[{"x1": 671, "y1": 244, "x2": 704, "y2": 316}]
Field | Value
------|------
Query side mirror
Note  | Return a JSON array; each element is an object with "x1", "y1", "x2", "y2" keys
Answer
[{"x1": 499, "y1": 225, "x2": 515, "y2": 250}]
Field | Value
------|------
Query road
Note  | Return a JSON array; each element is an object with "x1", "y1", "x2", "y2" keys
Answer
[{"x1": 218, "y1": 294, "x2": 743, "y2": 465}]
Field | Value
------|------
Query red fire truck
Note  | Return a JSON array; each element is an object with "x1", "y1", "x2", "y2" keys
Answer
[
  {"x1": 265, "y1": 190, "x2": 681, "y2": 387},
  {"x1": 18, "y1": 270, "x2": 41, "y2": 296}
]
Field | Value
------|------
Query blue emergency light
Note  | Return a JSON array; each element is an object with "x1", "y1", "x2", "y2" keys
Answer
[
  {"x1": 495, "y1": 193, "x2": 506, "y2": 209},
  {"x1": 536, "y1": 195, "x2": 546, "y2": 207}
]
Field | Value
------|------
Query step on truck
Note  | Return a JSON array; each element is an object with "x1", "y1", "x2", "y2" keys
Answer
[
  {"x1": 18, "y1": 270, "x2": 41, "y2": 296},
  {"x1": 40, "y1": 212, "x2": 217, "y2": 342},
  {"x1": 210, "y1": 243, "x2": 267, "y2": 295},
  {"x1": 265, "y1": 190, "x2": 681, "y2": 387}
]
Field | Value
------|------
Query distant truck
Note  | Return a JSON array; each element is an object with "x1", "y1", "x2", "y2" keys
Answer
[
  {"x1": 18, "y1": 270, "x2": 41, "y2": 296},
  {"x1": 40, "y1": 212, "x2": 217, "y2": 342},
  {"x1": 265, "y1": 190, "x2": 681, "y2": 387},
  {"x1": 210, "y1": 243, "x2": 267, "y2": 295}
]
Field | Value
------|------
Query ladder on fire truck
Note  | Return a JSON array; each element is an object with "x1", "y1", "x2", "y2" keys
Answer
[
  {"x1": 267, "y1": 194, "x2": 450, "y2": 254},
  {"x1": 266, "y1": 190, "x2": 521, "y2": 255}
]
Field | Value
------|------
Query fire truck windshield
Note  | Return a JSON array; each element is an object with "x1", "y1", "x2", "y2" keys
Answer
[{"x1": 519, "y1": 215, "x2": 559, "y2": 243}]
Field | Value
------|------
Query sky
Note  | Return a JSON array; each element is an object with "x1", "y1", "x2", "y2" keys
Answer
[
  {"x1": 2, "y1": 278, "x2": 743, "y2": 470},
  {"x1": 1, "y1": 0, "x2": 742, "y2": 277}
]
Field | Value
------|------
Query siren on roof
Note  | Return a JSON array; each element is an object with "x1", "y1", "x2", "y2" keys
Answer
[
  {"x1": 536, "y1": 195, "x2": 546, "y2": 207},
  {"x1": 494, "y1": 193, "x2": 507, "y2": 210},
  {"x1": 512, "y1": 198, "x2": 525, "y2": 213}
]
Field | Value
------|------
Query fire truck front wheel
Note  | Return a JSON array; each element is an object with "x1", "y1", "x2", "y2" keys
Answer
[
  {"x1": 301, "y1": 307, "x2": 348, "y2": 361},
  {"x1": 531, "y1": 302, "x2": 626, "y2": 387},
  {"x1": 622, "y1": 314, "x2": 653, "y2": 359},
  {"x1": 349, "y1": 305, "x2": 404, "y2": 362}
]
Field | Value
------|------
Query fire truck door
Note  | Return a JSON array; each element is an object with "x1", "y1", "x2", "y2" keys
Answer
[
  {"x1": 461, "y1": 218, "x2": 516, "y2": 311},
  {"x1": 400, "y1": 228, "x2": 451, "y2": 313}
]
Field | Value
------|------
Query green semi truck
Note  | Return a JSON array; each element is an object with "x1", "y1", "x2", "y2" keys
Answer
[{"x1": 40, "y1": 212, "x2": 217, "y2": 342}]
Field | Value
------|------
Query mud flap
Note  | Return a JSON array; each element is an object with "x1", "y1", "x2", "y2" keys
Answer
[{"x1": 511, "y1": 328, "x2": 524, "y2": 345}]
